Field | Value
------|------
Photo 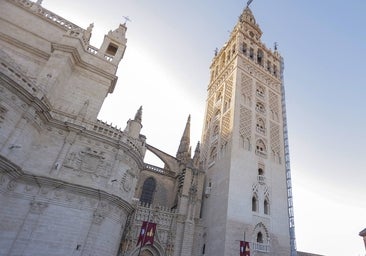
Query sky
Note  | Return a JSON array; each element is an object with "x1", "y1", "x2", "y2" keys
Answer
[{"x1": 42, "y1": 1, "x2": 366, "y2": 255}]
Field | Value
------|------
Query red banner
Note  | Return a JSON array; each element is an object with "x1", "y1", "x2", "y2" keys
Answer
[
  {"x1": 240, "y1": 241, "x2": 250, "y2": 256},
  {"x1": 144, "y1": 222, "x2": 157, "y2": 246},
  {"x1": 137, "y1": 221, "x2": 148, "y2": 246},
  {"x1": 137, "y1": 221, "x2": 157, "y2": 246}
]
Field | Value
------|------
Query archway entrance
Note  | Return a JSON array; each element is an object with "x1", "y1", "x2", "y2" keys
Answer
[{"x1": 140, "y1": 250, "x2": 154, "y2": 256}]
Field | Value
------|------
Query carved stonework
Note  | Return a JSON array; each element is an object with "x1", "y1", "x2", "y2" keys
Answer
[
  {"x1": 0, "y1": 173, "x2": 6, "y2": 185},
  {"x1": 7, "y1": 180, "x2": 17, "y2": 191},
  {"x1": 92, "y1": 201, "x2": 110, "y2": 225},
  {"x1": 30, "y1": 201, "x2": 48, "y2": 214},
  {"x1": 0, "y1": 104, "x2": 7, "y2": 124},
  {"x1": 121, "y1": 169, "x2": 136, "y2": 192},
  {"x1": 63, "y1": 147, "x2": 112, "y2": 180}
]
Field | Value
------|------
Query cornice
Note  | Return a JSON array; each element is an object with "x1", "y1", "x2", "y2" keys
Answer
[
  {"x1": 0, "y1": 59, "x2": 145, "y2": 168},
  {"x1": 51, "y1": 42, "x2": 118, "y2": 93},
  {"x1": 0, "y1": 155, "x2": 135, "y2": 213}
]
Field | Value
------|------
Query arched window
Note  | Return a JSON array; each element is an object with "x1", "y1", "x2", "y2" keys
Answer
[
  {"x1": 257, "y1": 232, "x2": 263, "y2": 243},
  {"x1": 258, "y1": 168, "x2": 264, "y2": 176},
  {"x1": 249, "y1": 48, "x2": 254, "y2": 59},
  {"x1": 252, "y1": 195, "x2": 258, "y2": 212},
  {"x1": 256, "y1": 118, "x2": 265, "y2": 134},
  {"x1": 264, "y1": 199, "x2": 270, "y2": 215},
  {"x1": 256, "y1": 102, "x2": 265, "y2": 114},
  {"x1": 256, "y1": 139, "x2": 267, "y2": 156},
  {"x1": 256, "y1": 85, "x2": 265, "y2": 97},
  {"x1": 257, "y1": 49, "x2": 263, "y2": 65},
  {"x1": 140, "y1": 177, "x2": 156, "y2": 205},
  {"x1": 242, "y1": 43, "x2": 247, "y2": 55}
]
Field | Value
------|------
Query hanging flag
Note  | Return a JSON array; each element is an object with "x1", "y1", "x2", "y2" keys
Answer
[
  {"x1": 144, "y1": 222, "x2": 157, "y2": 246},
  {"x1": 240, "y1": 241, "x2": 250, "y2": 256},
  {"x1": 136, "y1": 221, "x2": 157, "y2": 246},
  {"x1": 136, "y1": 221, "x2": 148, "y2": 246}
]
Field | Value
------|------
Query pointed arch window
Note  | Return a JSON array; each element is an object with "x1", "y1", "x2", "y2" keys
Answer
[
  {"x1": 256, "y1": 117, "x2": 266, "y2": 134},
  {"x1": 242, "y1": 43, "x2": 247, "y2": 55},
  {"x1": 256, "y1": 139, "x2": 267, "y2": 157},
  {"x1": 264, "y1": 198, "x2": 270, "y2": 215},
  {"x1": 256, "y1": 85, "x2": 265, "y2": 98},
  {"x1": 257, "y1": 49, "x2": 263, "y2": 65},
  {"x1": 257, "y1": 232, "x2": 263, "y2": 243},
  {"x1": 256, "y1": 102, "x2": 265, "y2": 114},
  {"x1": 249, "y1": 48, "x2": 254, "y2": 59},
  {"x1": 140, "y1": 177, "x2": 156, "y2": 205},
  {"x1": 252, "y1": 195, "x2": 258, "y2": 212}
]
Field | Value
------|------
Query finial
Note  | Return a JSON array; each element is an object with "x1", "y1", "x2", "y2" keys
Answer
[
  {"x1": 36, "y1": 0, "x2": 43, "y2": 5},
  {"x1": 123, "y1": 16, "x2": 131, "y2": 25},
  {"x1": 83, "y1": 23, "x2": 94, "y2": 43},
  {"x1": 214, "y1": 48, "x2": 218, "y2": 56},
  {"x1": 134, "y1": 106, "x2": 142, "y2": 123},
  {"x1": 274, "y1": 42, "x2": 278, "y2": 51},
  {"x1": 246, "y1": 0, "x2": 254, "y2": 8}
]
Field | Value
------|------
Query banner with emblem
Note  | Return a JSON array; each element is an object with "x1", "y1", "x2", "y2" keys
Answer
[
  {"x1": 137, "y1": 221, "x2": 157, "y2": 246},
  {"x1": 240, "y1": 241, "x2": 250, "y2": 256}
]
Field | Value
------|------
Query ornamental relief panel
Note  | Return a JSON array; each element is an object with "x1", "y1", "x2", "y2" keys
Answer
[
  {"x1": 239, "y1": 60, "x2": 281, "y2": 92},
  {"x1": 62, "y1": 147, "x2": 112, "y2": 181}
]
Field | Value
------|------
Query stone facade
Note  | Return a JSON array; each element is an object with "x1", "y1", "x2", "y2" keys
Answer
[
  {"x1": 0, "y1": 1, "x2": 140, "y2": 255},
  {"x1": 0, "y1": 1, "x2": 319, "y2": 256},
  {"x1": 200, "y1": 7, "x2": 292, "y2": 256}
]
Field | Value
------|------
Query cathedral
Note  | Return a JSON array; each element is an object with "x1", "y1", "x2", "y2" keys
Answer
[{"x1": 0, "y1": 0, "x2": 321, "y2": 255}]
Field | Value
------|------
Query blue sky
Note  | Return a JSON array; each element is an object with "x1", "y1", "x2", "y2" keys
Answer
[{"x1": 44, "y1": 1, "x2": 366, "y2": 255}]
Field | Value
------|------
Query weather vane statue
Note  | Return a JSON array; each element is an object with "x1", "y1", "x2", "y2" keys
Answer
[{"x1": 247, "y1": 0, "x2": 254, "y2": 7}]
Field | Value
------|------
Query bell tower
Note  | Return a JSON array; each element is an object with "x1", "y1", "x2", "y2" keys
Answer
[{"x1": 200, "y1": 6, "x2": 295, "y2": 256}]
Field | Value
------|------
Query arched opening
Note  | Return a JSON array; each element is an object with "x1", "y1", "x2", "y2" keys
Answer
[
  {"x1": 258, "y1": 168, "x2": 264, "y2": 176},
  {"x1": 257, "y1": 49, "x2": 263, "y2": 65},
  {"x1": 252, "y1": 195, "x2": 258, "y2": 212},
  {"x1": 257, "y1": 232, "x2": 263, "y2": 243},
  {"x1": 264, "y1": 199, "x2": 270, "y2": 215},
  {"x1": 256, "y1": 117, "x2": 265, "y2": 134},
  {"x1": 140, "y1": 177, "x2": 156, "y2": 205},
  {"x1": 256, "y1": 139, "x2": 267, "y2": 156}
]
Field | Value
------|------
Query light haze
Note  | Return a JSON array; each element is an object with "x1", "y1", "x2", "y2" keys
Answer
[{"x1": 43, "y1": 1, "x2": 366, "y2": 255}]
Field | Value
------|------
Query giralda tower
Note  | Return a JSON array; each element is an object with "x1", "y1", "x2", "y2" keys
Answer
[{"x1": 200, "y1": 5, "x2": 296, "y2": 256}]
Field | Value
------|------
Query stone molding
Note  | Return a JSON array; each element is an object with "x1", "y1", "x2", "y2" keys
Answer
[
  {"x1": 0, "y1": 55, "x2": 145, "y2": 168},
  {"x1": 0, "y1": 155, "x2": 134, "y2": 221}
]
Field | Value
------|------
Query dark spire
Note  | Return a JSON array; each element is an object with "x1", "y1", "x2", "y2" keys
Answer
[
  {"x1": 134, "y1": 105, "x2": 142, "y2": 123},
  {"x1": 192, "y1": 141, "x2": 201, "y2": 168},
  {"x1": 176, "y1": 115, "x2": 191, "y2": 163}
]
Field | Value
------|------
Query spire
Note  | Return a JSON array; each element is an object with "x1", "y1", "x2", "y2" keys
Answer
[
  {"x1": 239, "y1": 5, "x2": 262, "y2": 39},
  {"x1": 124, "y1": 106, "x2": 143, "y2": 138},
  {"x1": 176, "y1": 115, "x2": 191, "y2": 163},
  {"x1": 192, "y1": 142, "x2": 201, "y2": 168},
  {"x1": 134, "y1": 105, "x2": 142, "y2": 123},
  {"x1": 99, "y1": 23, "x2": 127, "y2": 65}
]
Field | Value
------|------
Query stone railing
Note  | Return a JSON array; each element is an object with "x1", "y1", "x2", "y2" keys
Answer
[
  {"x1": 134, "y1": 202, "x2": 176, "y2": 227},
  {"x1": 12, "y1": 0, "x2": 82, "y2": 32},
  {"x1": 251, "y1": 242, "x2": 270, "y2": 253},
  {"x1": 144, "y1": 164, "x2": 176, "y2": 177},
  {"x1": 87, "y1": 46, "x2": 115, "y2": 62},
  {"x1": 92, "y1": 120, "x2": 122, "y2": 140},
  {"x1": 10, "y1": 0, "x2": 116, "y2": 63}
]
